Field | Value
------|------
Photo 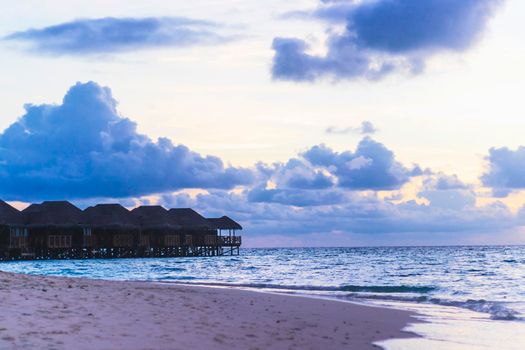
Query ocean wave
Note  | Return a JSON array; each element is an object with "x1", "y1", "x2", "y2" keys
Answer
[
  {"x1": 164, "y1": 267, "x2": 186, "y2": 272},
  {"x1": 341, "y1": 285, "x2": 435, "y2": 293},
  {"x1": 158, "y1": 275, "x2": 197, "y2": 281},
  {"x1": 165, "y1": 280, "x2": 518, "y2": 321},
  {"x1": 344, "y1": 293, "x2": 520, "y2": 321},
  {"x1": 159, "y1": 281, "x2": 435, "y2": 294},
  {"x1": 430, "y1": 298, "x2": 520, "y2": 321},
  {"x1": 395, "y1": 273, "x2": 422, "y2": 277}
]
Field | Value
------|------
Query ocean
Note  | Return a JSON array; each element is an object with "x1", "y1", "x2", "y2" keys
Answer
[{"x1": 1, "y1": 246, "x2": 525, "y2": 349}]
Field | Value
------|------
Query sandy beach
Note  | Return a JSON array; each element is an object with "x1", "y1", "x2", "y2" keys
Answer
[{"x1": 0, "y1": 271, "x2": 417, "y2": 350}]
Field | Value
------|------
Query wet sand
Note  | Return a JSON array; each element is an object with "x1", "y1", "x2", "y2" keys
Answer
[{"x1": 0, "y1": 271, "x2": 418, "y2": 349}]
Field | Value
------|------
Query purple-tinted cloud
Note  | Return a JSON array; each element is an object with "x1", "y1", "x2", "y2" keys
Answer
[
  {"x1": 273, "y1": 0, "x2": 502, "y2": 81},
  {"x1": 303, "y1": 138, "x2": 421, "y2": 190},
  {"x1": 160, "y1": 189, "x2": 514, "y2": 239},
  {"x1": 6, "y1": 17, "x2": 227, "y2": 55},
  {"x1": 481, "y1": 146, "x2": 525, "y2": 197},
  {"x1": 0, "y1": 82, "x2": 253, "y2": 201}
]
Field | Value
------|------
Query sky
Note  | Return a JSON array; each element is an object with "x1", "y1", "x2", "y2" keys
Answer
[{"x1": 1, "y1": 0, "x2": 525, "y2": 247}]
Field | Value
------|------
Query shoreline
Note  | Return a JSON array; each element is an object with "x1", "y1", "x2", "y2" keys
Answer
[{"x1": 0, "y1": 271, "x2": 419, "y2": 349}]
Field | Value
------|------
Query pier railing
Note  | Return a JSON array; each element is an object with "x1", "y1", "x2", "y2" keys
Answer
[{"x1": 218, "y1": 236, "x2": 242, "y2": 246}]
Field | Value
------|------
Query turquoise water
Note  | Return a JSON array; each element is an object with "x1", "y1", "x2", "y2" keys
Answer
[{"x1": 1, "y1": 246, "x2": 525, "y2": 322}]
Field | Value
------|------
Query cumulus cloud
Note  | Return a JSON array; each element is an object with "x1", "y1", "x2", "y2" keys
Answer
[
  {"x1": 215, "y1": 136, "x2": 420, "y2": 207},
  {"x1": 0, "y1": 82, "x2": 253, "y2": 201},
  {"x1": 5, "y1": 17, "x2": 228, "y2": 55},
  {"x1": 269, "y1": 158, "x2": 334, "y2": 190},
  {"x1": 272, "y1": 0, "x2": 502, "y2": 81},
  {"x1": 303, "y1": 138, "x2": 421, "y2": 190},
  {"x1": 326, "y1": 120, "x2": 377, "y2": 135},
  {"x1": 481, "y1": 146, "x2": 525, "y2": 197},
  {"x1": 235, "y1": 137, "x2": 421, "y2": 208}
]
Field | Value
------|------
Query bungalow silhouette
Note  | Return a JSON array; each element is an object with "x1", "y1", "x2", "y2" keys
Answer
[{"x1": 0, "y1": 200, "x2": 242, "y2": 260}]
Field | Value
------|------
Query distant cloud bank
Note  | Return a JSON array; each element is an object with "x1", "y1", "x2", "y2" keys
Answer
[
  {"x1": 272, "y1": 0, "x2": 503, "y2": 81},
  {"x1": 5, "y1": 17, "x2": 228, "y2": 55}
]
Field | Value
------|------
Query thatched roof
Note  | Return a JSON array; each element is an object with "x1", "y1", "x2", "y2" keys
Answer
[
  {"x1": 168, "y1": 208, "x2": 212, "y2": 229},
  {"x1": 84, "y1": 204, "x2": 139, "y2": 227},
  {"x1": 131, "y1": 206, "x2": 179, "y2": 228},
  {"x1": 0, "y1": 200, "x2": 22, "y2": 225},
  {"x1": 22, "y1": 201, "x2": 84, "y2": 226},
  {"x1": 1, "y1": 198, "x2": 240, "y2": 230},
  {"x1": 207, "y1": 216, "x2": 243, "y2": 230}
]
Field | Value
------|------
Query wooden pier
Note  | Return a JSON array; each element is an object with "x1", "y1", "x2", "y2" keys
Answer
[{"x1": 0, "y1": 200, "x2": 242, "y2": 261}]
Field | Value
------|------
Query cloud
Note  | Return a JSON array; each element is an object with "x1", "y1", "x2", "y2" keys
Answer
[
  {"x1": 247, "y1": 187, "x2": 348, "y2": 207},
  {"x1": 326, "y1": 120, "x2": 377, "y2": 135},
  {"x1": 173, "y1": 142, "x2": 522, "y2": 245},
  {"x1": 303, "y1": 138, "x2": 421, "y2": 190},
  {"x1": 1, "y1": 81, "x2": 521, "y2": 245},
  {"x1": 419, "y1": 189, "x2": 477, "y2": 211},
  {"x1": 160, "y1": 189, "x2": 515, "y2": 243},
  {"x1": 423, "y1": 173, "x2": 470, "y2": 191},
  {"x1": 481, "y1": 146, "x2": 525, "y2": 197},
  {"x1": 269, "y1": 158, "x2": 334, "y2": 190},
  {"x1": 221, "y1": 136, "x2": 421, "y2": 208},
  {"x1": 161, "y1": 135, "x2": 424, "y2": 209},
  {"x1": 5, "y1": 17, "x2": 228, "y2": 55},
  {"x1": 0, "y1": 82, "x2": 253, "y2": 201},
  {"x1": 272, "y1": 0, "x2": 502, "y2": 81},
  {"x1": 236, "y1": 137, "x2": 420, "y2": 208},
  {"x1": 418, "y1": 174, "x2": 476, "y2": 211}
]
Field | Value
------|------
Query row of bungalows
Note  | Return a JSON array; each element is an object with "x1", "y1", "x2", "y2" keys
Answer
[{"x1": 0, "y1": 200, "x2": 242, "y2": 260}]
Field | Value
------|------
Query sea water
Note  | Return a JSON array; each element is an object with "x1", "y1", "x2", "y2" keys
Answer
[{"x1": 1, "y1": 246, "x2": 525, "y2": 348}]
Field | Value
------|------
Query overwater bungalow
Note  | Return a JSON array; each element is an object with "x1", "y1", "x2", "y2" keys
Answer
[
  {"x1": 131, "y1": 205, "x2": 183, "y2": 256},
  {"x1": 207, "y1": 216, "x2": 242, "y2": 254},
  {"x1": 84, "y1": 203, "x2": 141, "y2": 258},
  {"x1": 0, "y1": 200, "x2": 242, "y2": 261},
  {"x1": 0, "y1": 200, "x2": 24, "y2": 259}
]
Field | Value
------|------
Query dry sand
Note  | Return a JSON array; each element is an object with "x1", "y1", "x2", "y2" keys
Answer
[{"x1": 0, "y1": 271, "x2": 417, "y2": 349}]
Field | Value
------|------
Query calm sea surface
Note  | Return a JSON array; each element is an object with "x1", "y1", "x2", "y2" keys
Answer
[{"x1": 1, "y1": 246, "x2": 525, "y2": 348}]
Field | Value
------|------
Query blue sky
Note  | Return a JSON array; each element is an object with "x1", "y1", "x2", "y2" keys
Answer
[{"x1": 1, "y1": 0, "x2": 525, "y2": 247}]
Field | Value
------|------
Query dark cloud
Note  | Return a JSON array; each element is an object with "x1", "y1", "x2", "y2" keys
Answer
[
  {"x1": 348, "y1": 0, "x2": 499, "y2": 53},
  {"x1": 481, "y1": 146, "x2": 525, "y2": 197},
  {"x1": 303, "y1": 138, "x2": 420, "y2": 190},
  {"x1": 272, "y1": 37, "x2": 399, "y2": 82},
  {"x1": 272, "y1": 0, "x2": 502, "y2": 81},
  {"x1": 0, "y1": 82, "x2": 253, "y2": 201},
  {"x1": 326, "y1": 121, "x2": 377, "y2": 135},
  {"x1": 5, "y1": 17, "x2": 227, "y2": 55}
]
